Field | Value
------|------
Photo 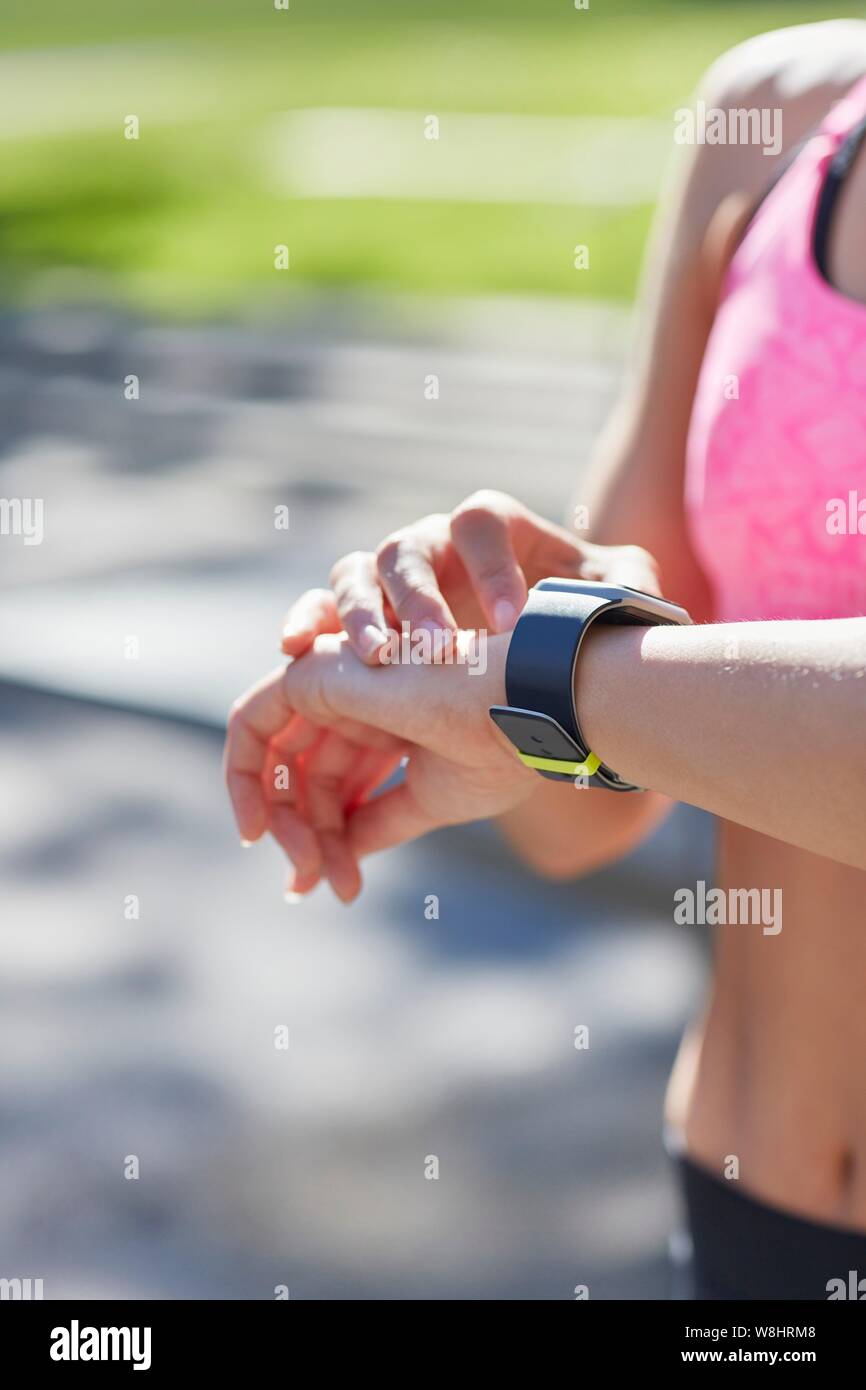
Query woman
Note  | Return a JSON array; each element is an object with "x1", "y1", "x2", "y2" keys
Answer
[{"x1": 226, "y1": 19, "x2": 866, "y2": 1298}]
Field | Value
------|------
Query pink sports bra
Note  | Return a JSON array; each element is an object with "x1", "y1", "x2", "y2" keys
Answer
[{"x1": 685, "y1": 74, "x2": 866, "y2": 621}]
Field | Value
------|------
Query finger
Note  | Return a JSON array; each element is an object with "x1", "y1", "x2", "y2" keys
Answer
[
  {"x1": 341, "y1": 746, "x2": 407, "y2": 811},
  {"x1": 284, "y1": 866, "x2": 322, "y2": 902},
  {"x1": 224, "y1": 665, "x2": 298, "y2": 843},
  {"x1": 449, "y1": 494, "x2": 529, "y2": 634},
  {"x1": 375, "y1": 516, "x2": 458, "y2": 636},
  {"x1": 260, "y1": 723, "x2": 325, "y2": 878},
  {"x1": 270, "y1": 712, "x2": 322, "y2": 758},
  {"x1": 319, "y1": 830, "x2": 362, "y2": 904},
  {"x1": 347, "y1": 782, "x2": 439, "y2": 858},
  {"x1": 281, "y1": 588, "x2": 340, "y2": 656},
  {"x1": 226, "y1": 767, "x2": 270, "y2": 847},
  {"x1": 579, "y1": 543, "x2": 663, "y2": 597},
  {"x1": 301, "y1": 732, "x2": 367, "y2": 902},
  {"x1": 266, "y1": 715, "x2": 323, "y2": 808},
  {"x1": 330, "y1": 551, "x2": 391, "y2": 663},
  {"x1": 268, "y1": 802, "x2": 322, "y2": 878}
]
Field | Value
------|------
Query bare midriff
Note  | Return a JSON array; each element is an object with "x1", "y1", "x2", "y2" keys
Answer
[{"x1": 665, "y1": 817, "x2": 866, "y2": 1230}]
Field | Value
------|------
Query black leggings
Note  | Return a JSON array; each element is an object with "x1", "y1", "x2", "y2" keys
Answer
[{"x1": 676, "y1": 1155, "x2": 866, "y2": 1300}]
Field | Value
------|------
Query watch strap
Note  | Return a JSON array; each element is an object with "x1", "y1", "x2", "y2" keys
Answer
[{"x1": 503, "y1": 586, "x2": 638, "y2": 790}]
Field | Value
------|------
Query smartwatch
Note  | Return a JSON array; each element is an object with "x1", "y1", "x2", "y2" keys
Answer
[{"x1": 489, "y1": 578, "x2": 692, "y2": 790}]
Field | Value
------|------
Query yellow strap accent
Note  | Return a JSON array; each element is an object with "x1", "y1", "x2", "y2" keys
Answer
[{"x1": 518, "y1": 750, "x2": 601, "y2": 778}]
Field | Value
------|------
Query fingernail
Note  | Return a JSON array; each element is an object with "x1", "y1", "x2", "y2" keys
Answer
[
  {"x1": 240, "y1": 839, "x2": 254, "y2": 849},
  {"x1": 359, "y1": 624, "x2": 387, "y2": 656},
  {"x1": 492, "y1": 599, "x2": 518, "y2": 632},
  {"x1": 283, "y1": 891, "x2": 303, "y2": 904}
]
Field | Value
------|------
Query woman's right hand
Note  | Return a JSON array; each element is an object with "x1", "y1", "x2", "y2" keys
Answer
[{"x1": 280, "y1": 489, "x2": 662, "y2": 663}]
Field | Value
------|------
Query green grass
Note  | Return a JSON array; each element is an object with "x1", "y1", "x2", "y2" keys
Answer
[{"x1": 0, "y1": 1, "x2": 847, "y2": 315}]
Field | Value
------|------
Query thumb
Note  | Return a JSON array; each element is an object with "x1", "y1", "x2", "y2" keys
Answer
[
  {"x1": 348, "y1": 783, "x2": 440, "y2": 858},
  {"x1": 280, "y1": 588, "x2": 341, "y2": 657}
]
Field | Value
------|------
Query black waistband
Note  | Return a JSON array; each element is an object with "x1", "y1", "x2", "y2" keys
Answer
[{"x1": 677, "y1": 1155, "x2": 866, "y2": 1301}]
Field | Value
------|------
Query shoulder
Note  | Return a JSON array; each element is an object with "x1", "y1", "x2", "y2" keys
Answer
[
  {"x1": 671, "y1": 21, "x2": 866, "y2": 274},
  {"x1": 700, "y1": 20, "x2": 866, "y2": 195},
  {"x1": 705, "y1": 19, "x2": 866, "y2": 109}
]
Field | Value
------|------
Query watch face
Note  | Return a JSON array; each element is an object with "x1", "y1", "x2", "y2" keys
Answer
[{"x1": 488, "y1": 707, "x2": 585, "y2": 762}]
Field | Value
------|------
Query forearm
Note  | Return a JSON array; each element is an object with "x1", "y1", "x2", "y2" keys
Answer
[
  {"x1": 575, "y1": 617, "x2": 866, "y2": 868},
  {"x1": 497, "y1": 779, "x2": 671, "y2": 879}
]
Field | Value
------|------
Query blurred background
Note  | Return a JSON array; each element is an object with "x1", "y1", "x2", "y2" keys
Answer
[{"x1": 0, "y1": 0, "x2": 815, "y2": 1299}]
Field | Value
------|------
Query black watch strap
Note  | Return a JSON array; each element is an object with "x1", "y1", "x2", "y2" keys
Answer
[{"x1": 489, "y1": 578, "x2": 692, "y2": 790}]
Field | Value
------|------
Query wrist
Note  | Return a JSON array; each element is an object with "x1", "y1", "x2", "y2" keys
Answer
[
  {"x1": 573, "y1": 622, "x2": 652, "y2": 783},
  {"x1": 480, "y1": 630, "x2": 509, "y2": 705}
]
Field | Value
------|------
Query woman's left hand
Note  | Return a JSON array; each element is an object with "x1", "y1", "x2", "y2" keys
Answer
[{"x1": 224, "y1": 630, "x2": 534, "y2": 902}]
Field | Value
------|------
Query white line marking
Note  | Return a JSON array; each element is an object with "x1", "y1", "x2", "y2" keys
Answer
[{"x1": 263, "y1": 107, "x2": 670, "y2": 206}]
